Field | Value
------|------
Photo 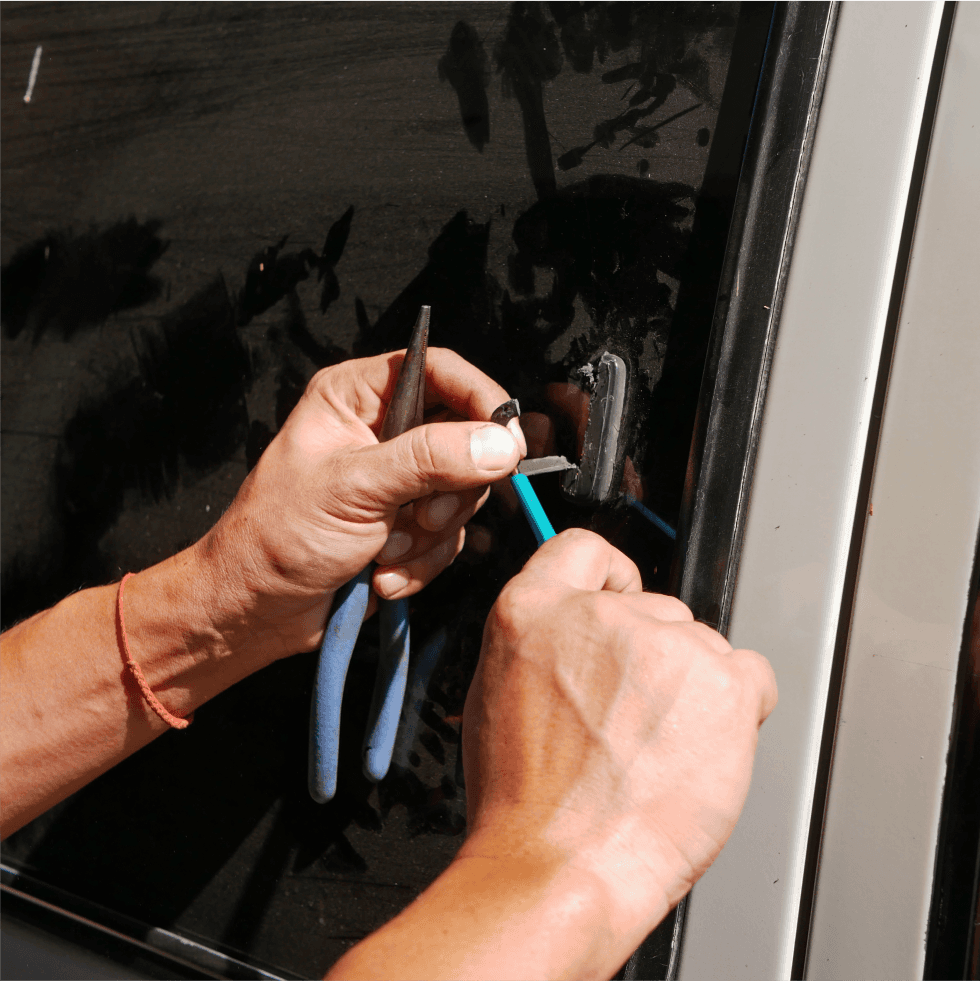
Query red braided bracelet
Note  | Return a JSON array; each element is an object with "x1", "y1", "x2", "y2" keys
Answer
[{"x1": 116, "y1": 572, "x2": 193, "y2": 730}]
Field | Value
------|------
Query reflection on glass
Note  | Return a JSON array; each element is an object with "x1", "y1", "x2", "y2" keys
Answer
[{"x1": 0, "y1": 3, "x2": 748, "y2": 976}]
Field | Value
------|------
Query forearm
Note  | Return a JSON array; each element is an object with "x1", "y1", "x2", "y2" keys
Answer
[
  {"x1": 0, "y1": 545, "x2": 266, "y2": 838},
  {"x1": 326, "y1": 833, "x2": 664, "y2": 981}
]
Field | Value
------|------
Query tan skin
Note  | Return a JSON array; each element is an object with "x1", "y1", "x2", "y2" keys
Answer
[
  {"x1": 0, "y1": 348, "x2": 525, "y2": 835},
  {"x1": 0, "y1": 351, "x2": 776, "y2": 981},
  {"x1": 329, "y1": 531, "x2": 777, "y2": 980}
]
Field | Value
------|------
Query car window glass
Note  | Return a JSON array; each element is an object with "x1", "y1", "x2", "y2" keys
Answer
[{"x1": 0, "y1": 4, "x2": 763, "y2": 977}]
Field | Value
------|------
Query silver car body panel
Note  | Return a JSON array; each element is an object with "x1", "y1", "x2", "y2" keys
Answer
[
  {"x1": 678, "y1": 3, "x2": 947, "y2": 977},
  {"x1": 806, "y1": 4, "x2": 980, "y2": 977}
]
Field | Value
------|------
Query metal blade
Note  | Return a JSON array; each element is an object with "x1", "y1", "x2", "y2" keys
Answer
[{"x1": 517, "y1": 455, "x2": 579, "y2": 477}]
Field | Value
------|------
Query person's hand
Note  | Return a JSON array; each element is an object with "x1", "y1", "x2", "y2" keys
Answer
[
  {"x1": 461, "y1": 529, "x2": 777, "y2": 951},
  {"x1": 192, "y1": 349, "x2": 525, "y2": 663},
  {"x1": 324, "y1": 530, "x2": 774, "y2": 980}
]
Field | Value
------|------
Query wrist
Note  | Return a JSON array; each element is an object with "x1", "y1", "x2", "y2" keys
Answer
[
  {"x1": 123, "y1": 546, "x2": 268, "y2": 717},
  {"x1": 330, "y1": 830, "x2": 622, "y2": 981},
  {"x1": 563, "y1": 811, "x2": 692, "y2": 937},
  {"x1": 447, "y1": 828, "x2": 631, "y2": 980},
  {"x1": 187, "y1": 514, "x2": 339, "y2": 664},
  {"x1": 461, "y1": 809, "x2": 684, "y2": 960}
]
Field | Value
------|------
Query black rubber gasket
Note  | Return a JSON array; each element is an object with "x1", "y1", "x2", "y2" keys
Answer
[{"x1": 619, "y1": 4, "x2": 840, "y2": 979}]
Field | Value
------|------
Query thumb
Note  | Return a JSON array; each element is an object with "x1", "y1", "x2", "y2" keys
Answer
[{"x1": 341, "y1": 421, "x2": 520, "y2": 511}]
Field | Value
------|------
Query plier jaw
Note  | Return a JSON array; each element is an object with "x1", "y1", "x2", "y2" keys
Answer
[{"x1": 380, "y1": 306, "x2": 429, "y2": 441}]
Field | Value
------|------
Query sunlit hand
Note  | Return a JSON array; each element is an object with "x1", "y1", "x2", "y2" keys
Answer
[
  {"x1": 461, "y1": 529, "x2": 777, "y2": 954},
  {"x1": 195, "y1": 348, "x2": 525, "y2": 662}
]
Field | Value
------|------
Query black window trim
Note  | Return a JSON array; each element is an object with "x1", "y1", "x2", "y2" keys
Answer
[{"x1": 622, "y1": 4, "x2": 840, "y2": 978}]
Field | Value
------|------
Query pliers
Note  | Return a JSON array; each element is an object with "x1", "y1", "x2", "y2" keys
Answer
[{"x1": 309, "y1": 306, "x2": 430, "y2": 803}]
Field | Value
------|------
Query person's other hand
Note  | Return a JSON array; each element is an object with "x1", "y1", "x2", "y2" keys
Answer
[
  {"x1": 461, "y1": 529, "x2": 777, "y2": 951},
  {"x1": 194, "y1": 349, "x2": 525, "y2": 662}
]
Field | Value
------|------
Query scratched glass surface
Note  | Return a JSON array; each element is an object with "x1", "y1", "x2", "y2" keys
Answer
[{"x1": 1, "y1": 3, "x2": 745, "y2": 976}]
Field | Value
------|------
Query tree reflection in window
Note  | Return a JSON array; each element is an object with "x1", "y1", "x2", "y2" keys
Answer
[{"x1": 0, "y1": 4, "x2": 744, "y2": 977}]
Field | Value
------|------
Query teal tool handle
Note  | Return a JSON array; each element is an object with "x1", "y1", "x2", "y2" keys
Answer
[
  {"x1": 511, "y1": 473, "x2": 557, "y2": 546},
  {"x1": 309, "y1": 564, "x2": 372, "y2": 803},
  {"x1": 362, "y1": 597, "x2": 411, "y2": 782}
]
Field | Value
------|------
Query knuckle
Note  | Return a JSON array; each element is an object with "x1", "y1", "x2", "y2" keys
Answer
[
  {"x1": 690, "y1": 620, "x2": 732, "y2": 652},
  {"x1": 493, "y1": 580, "x2": 527, "y2": 629},
  {"x1": 411, "y1": 426, "x2": 439, "y2": 477},
  {"x1": 440, "y1": 527, "x2": 466, "y2": 564},
  {"x1": 737, "y1": 648, "x2": 778, "y2": 699},
  {"x1": 542, "y1": 528, "x2": 611, "y2": 568},
  {"x1": 491, "y1": 579, "x2": 551, "y2": 649},
  {"x1": 650, "y1": 594, "x2": 694, "y2": 622},
  {"x1": 667, "y1": 596, "x2": 694, "y2": 620},
  {"x1": 409, "y1": 533, "x2": 463, "y2": 587},
  {"x1": 386, "y1": 428, "x2": 437, "y2": 498},
  {"x1": 699, "y1": 655, "x2": 740, "y2": 701},
  {"x1": 307, "y1": 366, "x2": 329, "y2": 391},
  {"x1": 305, "y1": 364, "x2": 338, "y2": 400},
  {"x1": 555, "y1": 527, "x2": 603, "y2": 548},
  {"x1": 590, "y1": 591, "x2": 627, "y2": 628}
]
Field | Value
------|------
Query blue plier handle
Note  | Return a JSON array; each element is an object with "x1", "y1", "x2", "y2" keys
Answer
[{"x1": 309, "y1": 307, "x2": 429, "y2": 804}]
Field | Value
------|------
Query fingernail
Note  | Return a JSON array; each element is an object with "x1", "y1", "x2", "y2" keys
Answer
[
  {"x1": 378, "y1": 530, "x2": 412, "y2": 564},
  {"x1": 506, "y1": 417, "x2": 528, "y2": 457},
  {"x1": 376, "y1": 567, "x2": 410, "y2": 597},
  {"x1": 470, "y1": 425, "x2": 517, "y2": 471},
  {"x1": 427, "y1": 493, "x2": 461, "y2": 529},
  {"x1": 465, "y1": 525, "x2": 493, "y2": 555},
  {"x1": 432, "y1": 535, "x2": 461, "y2": 567}
]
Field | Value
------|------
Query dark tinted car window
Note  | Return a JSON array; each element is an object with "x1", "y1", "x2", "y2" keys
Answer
[{"x1": 1, "y1": 4, "x2": 768, "y2": 977}]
